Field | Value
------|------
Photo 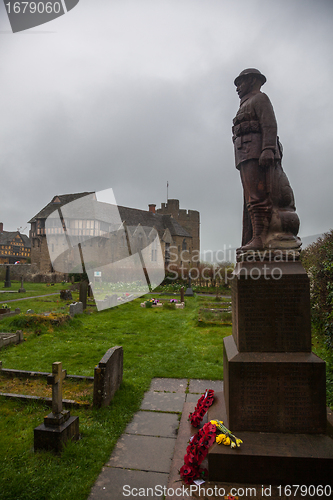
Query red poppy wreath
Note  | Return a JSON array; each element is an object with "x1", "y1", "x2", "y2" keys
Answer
[{"x1": 188, "y1": 389, "x2": 214, "y2": 427}]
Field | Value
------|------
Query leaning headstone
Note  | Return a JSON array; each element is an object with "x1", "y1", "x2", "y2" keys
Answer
[
  {"x1": 34, "y1": 362, "x2": 79, "y2": 453},
  {"x1": 18, "y1": 276, "x2": 26, "y2": 293},
  {"x1": 69, "y1": 301, "x2": 83, "y2": 317},
  {"x1": 93, "y1": 347, "x2": 123, "y2": 408},
  {"x1": 4, "y1": 265, "x2": 11, "y2": 288}
]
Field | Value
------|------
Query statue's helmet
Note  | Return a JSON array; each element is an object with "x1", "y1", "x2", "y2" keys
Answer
[{"x1": 234, "y1": 68, "x2": 266, "y2": 86}]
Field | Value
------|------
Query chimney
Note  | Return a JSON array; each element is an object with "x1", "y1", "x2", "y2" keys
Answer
[
  {"x1": 148, "y1": 204, "x2": 156, "y2": 214},
  {"x1": 0, "y1": 222, "x2": 3, "y2": 233}
]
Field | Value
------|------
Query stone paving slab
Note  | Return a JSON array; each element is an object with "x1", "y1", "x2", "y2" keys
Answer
[
  {"x1": 140, "y1": 391, "x2": 186, "y2": 412},
  {"x1": 189, "y1": 379, "x2": 223, "y2": 394},
  {"x1": 125, "y1": 411, "x2": 179, "y2": 438},
  {"x1": 149, "y1": 378, "x2": 188, "y2": 392},
  {"x1": 108, "y1": 434, "x2": 176, "y2": 473},
  {"x1": 185, "y1": 393, "x2": 202, "y2": 404},
  {"x1": 88, "y1": 467, "x2": 168, "y2": 500}
]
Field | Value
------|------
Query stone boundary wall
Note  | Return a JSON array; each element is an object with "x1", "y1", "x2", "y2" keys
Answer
[
  {"x1": 0, "y1": 264, "x2": 69, "y2": 283},
  {"x1": 0, "y1": 264, "x2": 38, "y2": 280}
]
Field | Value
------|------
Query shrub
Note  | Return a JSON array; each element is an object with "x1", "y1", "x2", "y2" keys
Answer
[{"x1": 301, "y1": 230, "x2": 333, "y2": 347}]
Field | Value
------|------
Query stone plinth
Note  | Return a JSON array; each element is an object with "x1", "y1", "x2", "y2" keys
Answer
[
  {"x1": 232, "y1": 261, "x2": 311, "y2": 352},
  {"x1": 209, "y1": 260, "x2": 333, "y2": 484},
  {"x1": 208, "y1": 392, "x2": 333, "y2": 485},
  {"x1": 34, "y1": 411, "x2": 79, "y2": 453},
  {"x1": 223, "y1": 335, "x2": 327, "y2": 433}
]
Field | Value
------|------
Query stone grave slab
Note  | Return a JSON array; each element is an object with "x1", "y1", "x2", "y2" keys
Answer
[
  {"x1": 107, "y1": 434, "x2": 176, "y2": 473},
  {"x1": 125, "y1": 411, "x2": 179, "y2": 438},
  {"x1": 140, "y1": 391, "x2": 186, "y2": 412},
  {"x1": 149, "y1": 378, "x2": 188, "y2": 392},
  {"x1": 188, "y1": 379, "x2": 223, "y2": 394},
  {"x1": 88, "y1": 468, "x2": 168, "y2": 500},
  {"x1": 69, "y1": 301, "x2": 83, "y2": 317}
]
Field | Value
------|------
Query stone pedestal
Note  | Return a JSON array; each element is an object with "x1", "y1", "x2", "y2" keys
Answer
[
  {"x1": 208, "y1": 393, "x2": 333, "y2": 485},
  {"x1": 34, "y1": 410, "x2": 79, "y2": 453},
  {"x1": 208, "y1": 260, "x2": 333, "y2": 483}
]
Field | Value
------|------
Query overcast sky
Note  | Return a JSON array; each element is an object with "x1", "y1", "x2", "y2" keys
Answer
[{"x1": 1, "y1": 0, "x2": 332, "y2": 255}]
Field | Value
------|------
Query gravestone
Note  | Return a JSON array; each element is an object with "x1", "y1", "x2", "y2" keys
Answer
[
  {"x1": 69, "y1": 301, "x2": 83, "y2": 317},
  {"x1": 79, "y1": 281, "x2": 88, "y2": 310},
  {"x1": 4, "y1": 265, "x2": 11, "y2": 288},
  {"x1": 34, "y1": 362, "x2": 79, "y2": 453},
  {"x1": 93, "y1": 347, "x2": 123, "y2": 408},
  {"x1": 180, "y1": 286, "x2": 184, "y2": 303},
  {"x1": 60, "y1": 289, "x2": 72, "y2": 300},
  {"x1": 184, "y1": 271, "x2": 194, "y2": 296},
  {"x1": 18, "y1": 276, "x2": 26, "y2": 293}
]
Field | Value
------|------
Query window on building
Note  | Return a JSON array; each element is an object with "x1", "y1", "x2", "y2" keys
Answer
[{"x1": 165, "y1": 242, "x2": 170, "y2": 264}]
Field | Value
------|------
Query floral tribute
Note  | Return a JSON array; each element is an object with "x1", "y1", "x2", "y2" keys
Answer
[
  {"x1": 179, "y1": 392, "x2": 243, "y2": 485},
  {"x1": 169, "y1": 298, "x2": 178, "y2": 303},
  {"x1": 179, "y1": 422, "x2": 216, "y2": 484},
  {"x1": 211, "y1": 420, "x2": 243, "y2": 448},
  {"x1": 189, "y1": 389, "x2": 215, "y2": 427}
]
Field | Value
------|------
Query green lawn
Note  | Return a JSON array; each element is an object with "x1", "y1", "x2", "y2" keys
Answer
[{"x1": 0, "y1": 294, "x2": 230, "y2": 500}]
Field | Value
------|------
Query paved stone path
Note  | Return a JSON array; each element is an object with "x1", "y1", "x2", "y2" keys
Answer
[
  {"x1": 87, "y1": 378, "x2": 223, "y2": 500},
  {"x1": 0, "y1": 292, "x2": 59, "y2": 304}
]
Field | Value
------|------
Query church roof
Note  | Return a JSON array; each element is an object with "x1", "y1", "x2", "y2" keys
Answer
[{"x1": 28, "y1": 193, "x2": 191, "y2": 239}]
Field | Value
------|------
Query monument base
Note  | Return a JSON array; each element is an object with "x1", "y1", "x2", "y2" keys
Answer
[
  {"x1": 224, "y1": 335, "x2": 327, "y2": 434},
  {"x1": 34, "y1": 412, "x2": 79, "y2": 453},
  {"x1": 208, "y1": 392, "x2": 333, "y2": 485}
]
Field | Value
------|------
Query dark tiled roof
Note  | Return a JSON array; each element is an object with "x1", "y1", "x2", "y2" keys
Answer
[
  {"x1": 0, "y1": 231, "x2": 31, "y2": 248},
  {"x1": 28, "y1": 192, "x2": 93, "y2": 223},
  {"x1": 117, "y1": 206, "x2": 191, "y2": 238},
  {"x1": 29, "y1": 193, "x2": 191, "y2": 239}
]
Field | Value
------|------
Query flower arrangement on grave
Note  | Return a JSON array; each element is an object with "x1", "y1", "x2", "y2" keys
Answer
[
  {"x1": 1, "y1": 304, "x2": 9, "y2": 309},
  {"x1": 144, "y1": 298, "x2": 160, "y2": 308},
  {"x1": 170, "y1": 298, "x2": 178, "y2": 303},
  {"x1": 179, "y1": 391, "x2": 243, "y2": 484},
  {"x1": 210, "y1": 420, "x2": 243, "y2": 448},
  {"x1": 189, "y1": 389, "x2": 215, "y2": 427},
  {"x1": 179, "y1": 422, "x2": 216, "y2": 484}
]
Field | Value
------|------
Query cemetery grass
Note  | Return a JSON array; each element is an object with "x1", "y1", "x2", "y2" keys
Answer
[
  {"x1": 0, "y1": 281, "x2": 71, "y2": 302},
  {"x1": 0, "y1": 295, "x2": 229, "y2": 500}
]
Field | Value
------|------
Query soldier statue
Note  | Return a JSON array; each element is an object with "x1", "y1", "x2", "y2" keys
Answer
[{"x1": 232, "y1": 68, "x2": 301, "y2": 255}]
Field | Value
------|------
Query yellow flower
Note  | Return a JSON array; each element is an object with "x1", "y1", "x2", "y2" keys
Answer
[
  {"x1": 235, "y1": 438, "x2": 243, "y2": 447},
  {"x1": 216, "y1": 434, "x2": 225, "y2": 444},
  {"x1": 222, "y1": 435, "x2": 231, "y2": 446},
  {"x1": 210, "y1": 420, "x2": 218, "y2": 426},
  {"x1": 216, "y1": 434, "x2": 231, "y2": 446}
]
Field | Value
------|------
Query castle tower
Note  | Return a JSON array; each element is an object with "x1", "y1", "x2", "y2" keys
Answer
[{"x1": 157, "y1": 199, "x2": 200, "y2": 265}]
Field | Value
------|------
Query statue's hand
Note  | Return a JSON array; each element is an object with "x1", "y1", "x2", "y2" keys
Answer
[{"x1": 259, "y1": 149, "x2": 275, "y2": 168}]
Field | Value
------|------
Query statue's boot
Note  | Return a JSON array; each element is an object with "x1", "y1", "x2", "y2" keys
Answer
[{"x1": 241, "y1": 211, "x2": 270, "y2": 251}]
